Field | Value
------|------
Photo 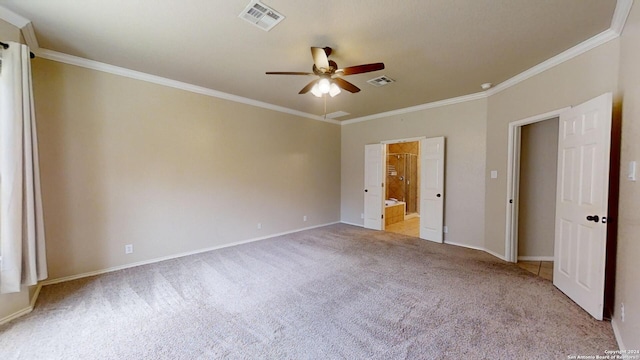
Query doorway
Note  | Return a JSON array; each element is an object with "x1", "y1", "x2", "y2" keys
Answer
[
  {"x1": 505, "y1": 93, "x2": 615, "y2": 320},
  {"x1": 515, "y1": 117, "x2": 559, "y2": 282},
  {"x1": 364, "y1": 136, "x2": 445, "y2": 243},
  {"x1": 384, "y1": 141, "x2": 420, "y2": 237},
  {"x1": 505, "y1": 108, "x2": 569, "y2": 262}
]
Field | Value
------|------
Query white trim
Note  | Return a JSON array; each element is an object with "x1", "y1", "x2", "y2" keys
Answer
[
  {"x1": 0, "y1": 5, "x2": 31, "y2": 28},
  {"x1": 381, "y1": 136, "x2": 426, "y2": 144},
  {"x1": 517, "y1": 256, "x2": 554, "y2": 262},
  {"x1": 0, "y1": 285, "x2": 42, "y2": 326},
  {"x1": 20, "y1": 22, "x2": 39, "y2": 50},
  {"x1": 611, "y1": 318, "x2": 627, "y2": 350},
  {"x1": 2, "y1": 2, "x2": 632, "y2": 128},
  {"x1": 29, "y1": 284, "x2": 42, "y2": 308},
  {"x1": 342, "y1": 18, "x2": 628, "y2": 127},
  {"x1": 487, "y1": 29, "x2": 619, "y2": 98},
  {"x1": 443, "y1": 241, "x2": 508, "y2": 262},
  {"x1": 39, "y1": 221, "x2": 339, "y2": 286},
  {"x1": 35, "y1": 49, "x2": 339, "y2": 125},
  {"x1": 341, "y1": 92, "x2": 487, "y2": 125},
  {"x1": 0, "y1": 304, "x2": 33, "y2": 326},
  {"x1": 611, "y1": 0, "x2": 634, "y2": 35},
  {"x1": 340, "y1": 221, "x2": 364, "y2": 227},
  {"x1": 482, "y1": 247, "x2": 509, "y2": 262},
  {"x1": 505, "y1": 107, "x2": 570, "y2": 262}
]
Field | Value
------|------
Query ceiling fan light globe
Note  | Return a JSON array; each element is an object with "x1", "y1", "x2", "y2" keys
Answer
[
  {"x1": 310, "y1": 84, "x2": 323, "y2": 97},
  {"x1": 329, "y1": 83, "x2": 341, "y2": 97},
  {"x1": 318, "y1": 78, "x2": 331, "y2": 94}
]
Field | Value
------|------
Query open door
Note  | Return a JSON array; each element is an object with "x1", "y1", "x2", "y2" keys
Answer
[
  {"x1": 364, "y1": 144, "x2": 385, "y2": 230},
  {"x1": 554, "y1": 92, "x2": 612, "y2": 320},
  {"x1": 419, "y1": 137, "x2": 445, "y2": 242}
]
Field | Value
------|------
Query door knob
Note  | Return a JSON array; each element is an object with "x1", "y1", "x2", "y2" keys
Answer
[
  {"x1": 364, "y1": 189, "x2": 368, "y2": 192},
  {"x1": 436, "y1": 194, "x2": 441, "y2": 198},
  {"x1": 586, "y1": 215, "x2": 600, "y2": 222}
]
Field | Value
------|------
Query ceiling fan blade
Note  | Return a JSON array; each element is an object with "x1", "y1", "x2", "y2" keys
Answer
[
  {"x1": 338, "y1": 62, "x2": 385, "y2": 76},
  {"x1": 333, "y1": 78, "x2": 361, "y2": 93},
  {"x1": 311, "y1": 47, "x2": 330, "y2": 71},
  {"x1": 266, "y1": 71, "x2": 314, "y2": 75},
  {"x1": 299, "y1": 79, "x2": 320, "y2": 94}
]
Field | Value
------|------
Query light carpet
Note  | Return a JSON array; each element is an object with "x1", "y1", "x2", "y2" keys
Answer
[{"x1": 0, "y1": 224, "x2": 617, "y2": 359}]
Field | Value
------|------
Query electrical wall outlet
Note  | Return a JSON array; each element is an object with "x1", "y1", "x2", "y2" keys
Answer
[
  {"x1": 303, "y1": 215, "x2": 307, "y2": 222},
  {"x1": 360, "y1": 213, "x2": 364, "y2": 219},
  {"x1": 125, "y1": 244, "x2": 133, "y2": 254},
  {"x1": 443, "y1": 226, "x2": 448, "y2": 234},
  {"x1": 257, "y1": 223, "x2": 262, "y2": 230},
  {"x1": 621, "y1": 302, "x2": 625, "y2": 322}
]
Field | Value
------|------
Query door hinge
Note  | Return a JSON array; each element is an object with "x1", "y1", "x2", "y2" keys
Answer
[
  {"x1": 381, "y1": 182, "x2": 384, "y2": 187},
  {"x1": 381, "y1": 214, "x2": 384, "y2": 219}
]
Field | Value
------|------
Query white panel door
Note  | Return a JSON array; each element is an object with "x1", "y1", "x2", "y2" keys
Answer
[
  {"x1": 420, "y1": 137, "x2": 445, "y2": 242},
  {"x1": 364, "y1": 144, "x2": 385, "y2": 230},
  {"x1": 554, "y1": 93, "x2": 612, "y2": 320}
]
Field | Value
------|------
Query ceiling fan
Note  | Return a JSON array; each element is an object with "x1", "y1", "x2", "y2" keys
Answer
[{"x1": 266, "y1": 47, "x2": 384, "y2": 97}]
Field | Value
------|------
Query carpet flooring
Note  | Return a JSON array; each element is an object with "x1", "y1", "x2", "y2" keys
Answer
[{"x1": 0, "y1": 224, "x2": 618, "y2": 359}]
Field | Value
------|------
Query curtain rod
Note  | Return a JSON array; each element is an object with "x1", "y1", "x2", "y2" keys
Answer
[{"x1": 0, "y1": 41, "x2": 36, "y2": 59}]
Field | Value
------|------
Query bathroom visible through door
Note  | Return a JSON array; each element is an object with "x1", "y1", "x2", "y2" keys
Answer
[{"x1": 384, "y1": 141, "x2": 420, "y2": 237}]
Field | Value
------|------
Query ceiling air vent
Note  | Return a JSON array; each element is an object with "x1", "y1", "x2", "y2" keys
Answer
[
  {"x1": 239, "y1": 1, "x2": 285, "y2": 31},
  {"x1": 325, "y1": 111, "x2": 350, "y2": 119},
  {"x1": 367, "y1": 75, "x2": 395, "y2": 87}
]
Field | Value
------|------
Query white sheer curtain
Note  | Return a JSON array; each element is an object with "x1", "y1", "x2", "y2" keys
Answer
[{"x1": 0, "y1": 41, "x2": 47, "y2": 294}]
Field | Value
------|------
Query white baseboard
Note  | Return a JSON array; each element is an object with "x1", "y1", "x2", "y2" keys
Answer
[
  {"x1": 40, "y1": 221, "x2": 340, "y2": 286},
  {"x1": 0, "y1": 305, "x2": 33, "y2": 326},
  {"x1": 517, "y1": 256, "x2": 554, "y2": 261},
  {"x1": 0, "y1": 284, "x2": 42, "y2": 326},
  {"x1": 340, "y1": 221, "x2": 364, "y2": 227},
  {"x1": 444, "y1": 240, "x2": 509, "y2": 262},
  {"x1": 611, "y1": 318, "x2": 627, "y2": 350}
]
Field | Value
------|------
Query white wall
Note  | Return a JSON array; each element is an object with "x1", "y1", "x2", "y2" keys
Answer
[{"x1": 341, "y1": 99, "x2": 487, "y2": 249}]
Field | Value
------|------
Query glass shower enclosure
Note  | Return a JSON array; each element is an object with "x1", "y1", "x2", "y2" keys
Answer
[{"x1": 386, "y1": 152, "x2": 418, "y2": 214}]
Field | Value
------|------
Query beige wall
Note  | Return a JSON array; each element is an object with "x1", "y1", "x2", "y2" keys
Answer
[
  {"x1": 517, "y1": 118, "x2": 558, "y2": 258},
  {"x1": 32, "y1": 59, "x2": 341, "y2": 280},
  {"x1": 341, "y1": 99, "x2": 487, "y2": 249},
  {"x1": 484, "y1": 39, "x2": 620, "y2": 256},
  {"x1": 614, "y1": 1, "x2": 640, "y2": 350},
  {"x1": 0, "y1": 18, "x2": 20, "y2": 42}
]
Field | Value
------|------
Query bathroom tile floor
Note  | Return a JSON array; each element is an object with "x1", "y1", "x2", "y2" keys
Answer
[
  {"x1": 385, "y1": 217, "x2": 420, "y2": 237},
  {"x1": 517, "y1": 261, "x2": 554, "y2": 281}
]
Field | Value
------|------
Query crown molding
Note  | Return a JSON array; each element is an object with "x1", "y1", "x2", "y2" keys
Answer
[
  {"x1": 9, "y1": 0, "x2": 632, "y2": 127},
  {"x1": 36, "y1": 49, "x2": 339, "y2": 125},
  {"x1": 485, "y1": 28, "x2": 620, "y2": 98},
  {"x1": 611, "y1": 0, "x2": 634, "y2": 35},
  {"x1": 0, "y1": 5, "x2": 30, "y2": 28},
  {"x1": 20, "y1": 22, "x2": 39, "y2": 49},
  {"x1": 340, "y1": 92, "x2": 487, "y2": 125}
]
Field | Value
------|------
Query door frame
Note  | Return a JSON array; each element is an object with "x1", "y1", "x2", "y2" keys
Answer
[{"x1": 505, "y1": 107, "x2": 570, "y2": 262}]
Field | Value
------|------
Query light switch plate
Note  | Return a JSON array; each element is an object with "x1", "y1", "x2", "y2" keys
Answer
[
  {"x1": 628, "y1": 161, "x2": 637, "y2": 181},
  {"x1": 490, "y1": 170, "x2": 498, "y2": 179}
]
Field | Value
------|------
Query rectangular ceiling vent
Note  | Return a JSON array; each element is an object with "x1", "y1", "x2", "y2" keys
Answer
[
  {"x1": 367, "y1": 75, "x2": 395, "y2": 87},
  {"x1": 239, "y1": 1, "x2": 285, "y2": 31},
  {"x1": 325, "y1": 111, "x2": 350, "y2": 119}
]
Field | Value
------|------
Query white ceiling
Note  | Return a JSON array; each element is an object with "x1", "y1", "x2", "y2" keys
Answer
[{"x1": 0, "y1": 0, "x2": 620, "y2": 121}]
